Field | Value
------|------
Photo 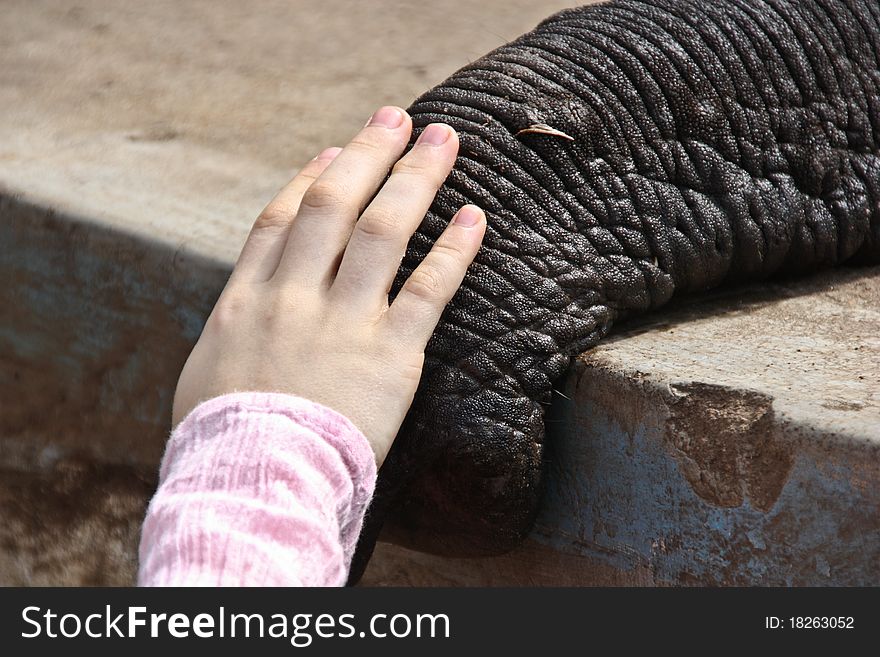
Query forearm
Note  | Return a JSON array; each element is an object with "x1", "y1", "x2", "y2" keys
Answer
[{"x1": 138, "y1": 392, "x2": 376, "y2": 586}]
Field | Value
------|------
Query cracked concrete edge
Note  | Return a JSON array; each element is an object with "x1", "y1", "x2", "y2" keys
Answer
[
  {"x1": 582, "y1": 267, "x2": 880, "y2": 444},
  {"x1": 529, "y1": 358, "x2": 880, "y2": 585},
  {"x1": 360, "y1": 358, "x2": 879, "y2": 586}
]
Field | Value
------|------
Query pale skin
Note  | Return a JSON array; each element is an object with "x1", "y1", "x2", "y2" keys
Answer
[{"x1": 172, "y1": 106, "x2": 486, "y2": 466}]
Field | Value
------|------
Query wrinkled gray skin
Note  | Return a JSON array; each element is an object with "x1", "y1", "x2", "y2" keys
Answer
[{"x1": 349, "y1": 0, "x2": 880, "y2": 581}]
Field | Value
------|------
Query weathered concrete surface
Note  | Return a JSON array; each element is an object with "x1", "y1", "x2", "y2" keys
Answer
[
  {"x1": 1, "y1": 0, "x2": 878, "y2": 585},
  {"x1": 3, "y1": 0, "x2": 580, "y2": 169},
  {"x1": 0, "y1": 460, "x2": 153, "y2": 586},
  {"x1": 0, "y1": 0, "x2": 581, "y2": 264},
  {"x1": 545, "y1": 270, "x2": 880, "y2": 585}
]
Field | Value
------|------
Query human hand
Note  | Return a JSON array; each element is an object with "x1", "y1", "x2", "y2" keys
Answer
[{"x1": 171, "y1": 106, "x2": 486, "y2": 465}]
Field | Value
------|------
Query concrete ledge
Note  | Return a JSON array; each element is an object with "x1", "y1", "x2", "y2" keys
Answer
[{"x1": 1, "y1": 0, "x2": 877, "y2": 585}]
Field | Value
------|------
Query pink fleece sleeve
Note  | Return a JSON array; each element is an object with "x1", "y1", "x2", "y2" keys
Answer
[{"x1": 137, "y1": 392, "x2": 377, "y2": 586}]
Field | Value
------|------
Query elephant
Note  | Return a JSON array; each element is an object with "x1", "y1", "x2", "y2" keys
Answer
[{"x1": 348, "y1": 0, "x2": 880, "y2": 581}]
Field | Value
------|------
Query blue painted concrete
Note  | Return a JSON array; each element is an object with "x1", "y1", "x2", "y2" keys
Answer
[
  {"x1": 1, "y1": 196, "x2": 230, "y2": 465},
  {"x1": 535, "y1": 371, "x2": 880, "y2": 585}
]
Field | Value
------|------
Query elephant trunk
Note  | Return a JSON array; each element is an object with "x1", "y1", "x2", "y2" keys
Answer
[{"x1": 349, "y1": 0, "x2": 880, "y2": 582}]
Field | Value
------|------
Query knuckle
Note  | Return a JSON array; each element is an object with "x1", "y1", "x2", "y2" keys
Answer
[
  {"x1": 392, "y1": 157, "x2": 428, "y2": 176},
  {"x1": 355, "y1": 209, "x2": 399, "y2": 240},
  {"x1": 347, "y1": 134, "x2": 384, "y2": 156},
  {"x1": 430, "y1": 240, "x2": 467, "y2": 262},
  {"x1": 403, "y1": 266, "x2": 447, "y2": 301},
  {"x1": 300, "y1": 180, "x2": 345, "y2": 212},
  {"x1": 253, "y1": 203, "x2": 293, "y2": 231},
  {"x1": 209, "y1": 290, "x2": 249, "y2": 330},
  {"x1": 264, "y1": 294, "x2": 292, "y2": 326},
  {"x1": 294, "y1": 167, "x2": 321, "y2": 186},
  {"x1": 392, "y1": 158, "x2": 445, "y2": 188}
]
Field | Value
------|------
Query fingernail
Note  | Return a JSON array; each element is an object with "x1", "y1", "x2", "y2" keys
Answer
[
  {"x1": 315, "y1": 146, "x2": 342, "y2": 161},
  {"x1": 454, "y1": 205, "x2": 483, "y2": 227},
  {"x1": 417, "y1": 123, "x2": 452, "y2": 146},
  {"x1": 368, "y1": 106, "x2": 404, "y2": 129}
]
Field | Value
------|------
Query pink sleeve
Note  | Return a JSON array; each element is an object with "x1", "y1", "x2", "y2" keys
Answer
[{"x1": 137, "y1": 392, "x2": 377, "y2": 587}]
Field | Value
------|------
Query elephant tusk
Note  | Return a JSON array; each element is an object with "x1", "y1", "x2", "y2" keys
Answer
[{"x1": 515, "y1": 123, "x2": 575, "y2": 141}]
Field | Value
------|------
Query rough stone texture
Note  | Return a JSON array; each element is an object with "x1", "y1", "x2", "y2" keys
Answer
[
  {"x1": 1, "y1": 0, "x2": 877, "y2": 586},
  {"x1": 0, "y1": 461, "x2": 154, "y2": 586}
]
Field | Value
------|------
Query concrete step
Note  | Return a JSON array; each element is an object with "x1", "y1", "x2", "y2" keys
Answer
[{"x1": 1, "y1": 0, "x2": 877, "y2": 586}]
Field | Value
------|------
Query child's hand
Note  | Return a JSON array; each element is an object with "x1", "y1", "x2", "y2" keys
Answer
[{"x1": 172, "y1": 107, "x2": 486, "y2": 465}]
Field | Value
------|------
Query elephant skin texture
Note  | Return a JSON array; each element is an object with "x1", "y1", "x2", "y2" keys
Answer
[{"x1": 349, "y1": 0, "x2": 880, "y2": 581}]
